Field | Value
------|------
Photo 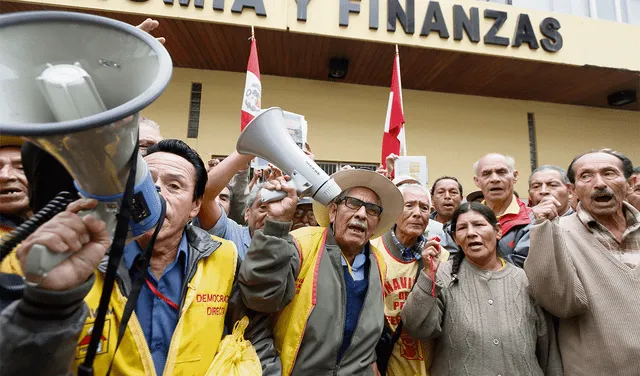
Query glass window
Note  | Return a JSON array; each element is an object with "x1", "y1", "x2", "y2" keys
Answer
[
  {"x1": 620, "y1": 0, "x2": 629, "y2": 22},
  {"x1": 512, "y1": 0, "x2": 553, "y2": 11},
  {"x1": 483, "y1": 0, "x2": 513, "y2": 4},
  {"x1": 595, "y1": 0, "x2": 617, "y2": 20},
  {"x1": 627, "y1": 0, "x2": 640, "y2": 24},
  {"x1": 569, "y1": 0, "x2": 592, "y2": 16}
]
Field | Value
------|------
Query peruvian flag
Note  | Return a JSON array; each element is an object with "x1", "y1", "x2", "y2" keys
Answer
[
  {"x1": 241, "y1": 32, "x2": 261, "y2": 131},
  {"x1": 381, "y1": 45, "x2": 406, "y2": 167}
]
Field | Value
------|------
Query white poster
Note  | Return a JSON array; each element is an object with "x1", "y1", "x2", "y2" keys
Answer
[
  {"x1": 282, "y1": 110, "x2": 308, "y2": 150},
  {"x1": 395, "y1": 156, "x2": 428, "y2": 186}
]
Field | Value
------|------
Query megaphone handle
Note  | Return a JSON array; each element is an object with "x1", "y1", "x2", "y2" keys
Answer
[
  {"x1": 23, "y1": 206, "x2": 118, "y2": 282},
  {"x1": 24, "y1": 244, "x2": 72, "y2": 283},
  {"x1": 260, "y1": 188, "x2": 287, "y2": 204}
]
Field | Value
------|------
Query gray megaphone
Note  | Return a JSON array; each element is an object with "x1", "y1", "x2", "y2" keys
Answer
[
  {"x1": 236, "y1": 108, "x2": 342, "y2": 205},
  {"x1": 0, "y1": 11, "x2": 172, "y2": 279}
]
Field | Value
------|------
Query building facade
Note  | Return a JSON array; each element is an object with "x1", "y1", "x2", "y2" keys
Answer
[{"x1": 2, "y1": 0, "x2": 639, "y2": 194}]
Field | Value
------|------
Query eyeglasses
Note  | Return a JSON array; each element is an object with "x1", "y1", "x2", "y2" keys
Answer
[{"x1": 336, "y1": 196, "x2": 383, "y2": 217}]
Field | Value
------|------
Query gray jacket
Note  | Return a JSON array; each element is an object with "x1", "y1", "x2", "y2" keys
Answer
[
  {"x1": 239, "y1": 220, "x2": 385, "y2": 376},
  {"x1": 0, "y1": 224, "x2": 281, "y2": 376},
  {"x1": 228, "y1": 168, "x2": 250, "y2": 224}
]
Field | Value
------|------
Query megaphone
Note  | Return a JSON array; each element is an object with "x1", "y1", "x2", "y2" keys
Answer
[
  {"x1": 236, "y1": 108, "x2": 342, "y2": 205},
  {"x1": 0, "y1": 11, "x2": 172, "y2": 278}
]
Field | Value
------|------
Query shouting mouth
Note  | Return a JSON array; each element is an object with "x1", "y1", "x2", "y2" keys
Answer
[
  {"x1": 592, "y1": 191, "x2": 614, "y2": 204},
  {"x1": 468, "y1": 241, "x2": 484, "y2": 250},
  {"x1": 348, "y1": 224, "x2": 367, "y2": 235},
  {"x1": 0, "y1": 188, "x2": 23, "y2": 197}
]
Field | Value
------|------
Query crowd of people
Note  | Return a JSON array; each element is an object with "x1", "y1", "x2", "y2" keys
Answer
[{"x1": 0, "y1": 17, "x2": 639, "y2": 376}]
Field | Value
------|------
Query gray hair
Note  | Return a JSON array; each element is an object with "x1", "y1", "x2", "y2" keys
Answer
[
  {"x1": 528, "y1": 165, "x2": 569, "y2": 186},
  {"x1": 398, "y1": 183, "x2": 431, "y2": 206},
  {"x1": 246, "y1": 183, "x2": 265, "y2": 211},
  {"x1": 139, "y1": 117, "x2": 161, "y2": 130},
  {"x1": 473, "y1": 153, "x2": 516, "y2": 176}
]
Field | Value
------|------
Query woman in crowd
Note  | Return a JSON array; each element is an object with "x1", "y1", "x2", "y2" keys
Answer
[{"x1": 401, "y1": 202, "x2": 562, "y2": 376}]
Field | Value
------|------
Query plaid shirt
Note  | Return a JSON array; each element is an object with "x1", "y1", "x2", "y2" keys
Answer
[
  {"x1": 576, "y1": 202, "x2": 640, "y2": 268},
  {"x1": 390, "y1": 225, "x2": 427, "y2": 262}
]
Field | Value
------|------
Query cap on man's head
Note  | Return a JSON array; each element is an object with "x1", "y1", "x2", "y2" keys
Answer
[
  {"x1": 392, "y1": 175, "x2": 421, "y2": 187},
  {"x1": 297, "y1": 197, "x2": 313, "y2": 206},
  {"x1": 0, "y1": 135, "x2": 24, "y2": 148},
  {"x1": 466, "y1": 190, "x2": 484, "y2": 203}
]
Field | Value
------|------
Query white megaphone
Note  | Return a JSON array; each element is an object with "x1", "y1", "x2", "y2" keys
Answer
[
  {"x1": 236, "y1": 108, "x2": 343, "y2": 205},
  {"x1": 0, "y1": 11, "x2": 172, "y2": 278}
]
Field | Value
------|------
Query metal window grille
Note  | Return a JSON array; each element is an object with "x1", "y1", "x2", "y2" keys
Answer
[
  {"x1": 208, "y1": 158, "x2": 378, "y2": 181},
  {"x1": 527, "y1": 113, "x2": 538, "y2": 173},
  {"x1": 187, "y1": 82, "x2": 202, "y2": 138}
]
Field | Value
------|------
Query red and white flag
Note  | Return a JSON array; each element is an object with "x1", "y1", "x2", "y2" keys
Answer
[
  {"x1": 241, "y1": 31, "x2": 261, "y2": 131},
  {"x1": 381, "y1": 45, "x2": 406, "y2": 167}
]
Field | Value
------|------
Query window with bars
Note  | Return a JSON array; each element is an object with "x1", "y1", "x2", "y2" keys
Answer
[
  {"x1": 209, "y1": 157, "x2": 378, "y2": 180},
  {"x1": 187, "y1": 82, "x2": 202, "y2": 139}
]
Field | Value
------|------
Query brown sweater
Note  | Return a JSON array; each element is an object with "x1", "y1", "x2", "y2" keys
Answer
[{"x1": 524, "y1": 213, "x2": 640, "y2": 376}]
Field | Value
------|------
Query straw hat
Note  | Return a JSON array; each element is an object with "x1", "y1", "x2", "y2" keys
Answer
[{"x1": 312, "y1": 169, "x2": 403, "y2": 239}]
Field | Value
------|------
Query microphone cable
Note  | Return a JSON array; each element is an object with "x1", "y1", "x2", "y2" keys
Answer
[{"x1": 0, "y1": 191, "x2": 74, "y2": 264}]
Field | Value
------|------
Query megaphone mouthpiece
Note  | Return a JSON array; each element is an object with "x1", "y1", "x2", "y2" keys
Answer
[{"x1": 37, "y1": 62, "x2": 107, "y2": 122}]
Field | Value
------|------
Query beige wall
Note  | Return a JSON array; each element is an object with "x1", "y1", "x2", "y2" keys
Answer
[{"x1": 143, "y1": 68, "x2": 640, "y2": 196}]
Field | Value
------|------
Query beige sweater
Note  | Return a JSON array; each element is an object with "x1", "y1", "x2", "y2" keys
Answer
[
  {"x1": 402, "y1": 259, "x2": 561, "y2": 376},
  {"x1": 524, "y1": 214, "x2": 640, "y2": 376}
]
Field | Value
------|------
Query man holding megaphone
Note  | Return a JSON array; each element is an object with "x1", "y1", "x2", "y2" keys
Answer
[
  {"x1": 0, "y1": 140, "x2": 281, "y2": 376},
  {"x1": 239, "y1": 169, "x2": 403, "y2": 375}
]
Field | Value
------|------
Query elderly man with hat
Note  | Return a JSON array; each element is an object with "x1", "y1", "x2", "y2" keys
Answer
[{"x1": 239, "y1": 169, "x2": 403, "y2": 376}]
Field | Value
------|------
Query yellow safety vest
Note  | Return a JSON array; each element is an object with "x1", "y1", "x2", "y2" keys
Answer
[
  {"x1": 370, "y1": 235, "x2": 449, "y2": 376},
  {"x1": 274, "y1": 226, "x2": 387, "y2": 376},
  {"x1": 0, "y1": 225, "x2": 22, "y2": 275},
  {"x1": 74, "y1": 235, "x2": 237, "y2": 376}
]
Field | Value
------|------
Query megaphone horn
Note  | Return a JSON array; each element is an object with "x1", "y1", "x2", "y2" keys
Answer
[
  {"x1": 236, "y1": 108, "x2": 342, "y2": 205},
  {"x1": 0, "y1": 11, "x2": 173, "y2": 277}
]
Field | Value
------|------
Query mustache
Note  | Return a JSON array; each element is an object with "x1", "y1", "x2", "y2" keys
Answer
[
  {"x1": 591, "y1": 189, "x2": 615, "y2": 199},
  {"x1": 348, "y1": 220, "x2": 368, "y2": 230}
]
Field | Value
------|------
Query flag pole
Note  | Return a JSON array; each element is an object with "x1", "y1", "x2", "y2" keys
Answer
[
  {"x1": 251, "y1": 25, "x2": 255, "y2": 40},
  {"x1": 395, "y1": 44, "x2": 398, "y2": 55}
]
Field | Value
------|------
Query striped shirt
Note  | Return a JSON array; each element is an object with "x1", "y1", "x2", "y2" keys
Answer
[{"x1": 576, "y1": 202, "x2": 640, "y2": 268}]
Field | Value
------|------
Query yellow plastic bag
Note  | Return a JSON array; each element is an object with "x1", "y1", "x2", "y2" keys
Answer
[{"x1": 205, "y1": 316, "x2": 262, "y2": 376}]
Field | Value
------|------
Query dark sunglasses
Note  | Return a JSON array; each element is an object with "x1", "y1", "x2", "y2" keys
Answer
[{"x1": 336, "y1": 196, "x2": 383, "y2": 217}]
